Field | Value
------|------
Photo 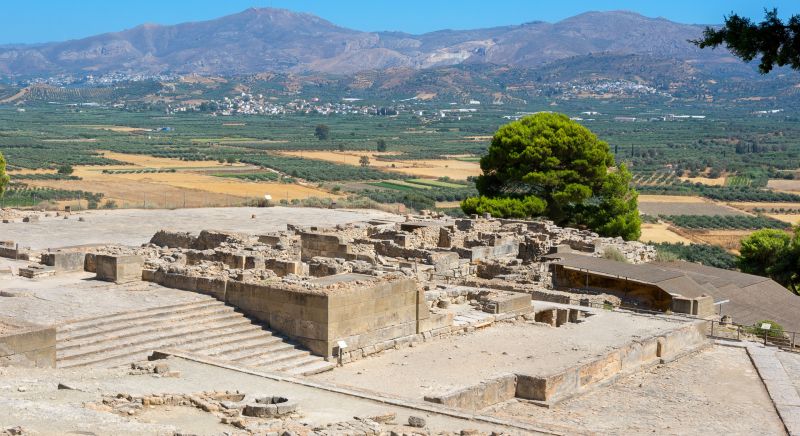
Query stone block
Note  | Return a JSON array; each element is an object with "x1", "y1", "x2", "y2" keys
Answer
[
  {"x1": 95, "y1": 255, "x2": 144, "y2": 284},
  {"x1": 556, "y1": 309, "x2": 569, "y2": 327},
  {"x1": 41, "y1": 251, "x2": 86, "y2": 272}
]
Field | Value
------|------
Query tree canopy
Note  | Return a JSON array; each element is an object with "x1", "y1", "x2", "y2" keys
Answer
[
  {"x1": 693, "y1": 8, "x2": 800, "y2": 73},
  {"x1": 738, "y1": 228, "x2": 800, "y2": 294},
  {"x1": 314, "y1": 124, "x2": 330, "y2": 141},
  {"x1": 462, "y1": 113, "x2": 640, "y2": 240},
  {"x1": 0, "y1": 152, "x2": 9, "y2": 197}
]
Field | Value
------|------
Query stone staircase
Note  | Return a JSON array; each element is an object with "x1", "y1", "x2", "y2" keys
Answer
[{"x1": 56, "y1": 297, "x2": 335, "y2": 376}]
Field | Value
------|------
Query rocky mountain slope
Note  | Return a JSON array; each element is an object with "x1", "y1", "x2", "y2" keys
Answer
[{"x1": 0, "y1": 8, "x2": 734, "y2": 76}]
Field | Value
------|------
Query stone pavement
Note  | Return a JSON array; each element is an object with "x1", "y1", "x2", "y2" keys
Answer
[{"x1": 748, "y1": 344, "x2": 800, "y2": 435}]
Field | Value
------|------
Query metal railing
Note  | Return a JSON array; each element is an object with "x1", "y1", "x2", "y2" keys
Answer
[{"x1": 707, "y1": 319, "x2": 798, "y2": 351}]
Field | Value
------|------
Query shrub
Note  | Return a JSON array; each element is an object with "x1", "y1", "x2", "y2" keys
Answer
[
  {"x1": 747, "y1": 320, "x2": 785, "y2": 338},
  {"x1": 601, "y1": 247, "x2": 629, "y2": 263},
  {"x1": 461, "y1": 195, "x2": 546, "y2": 219}
]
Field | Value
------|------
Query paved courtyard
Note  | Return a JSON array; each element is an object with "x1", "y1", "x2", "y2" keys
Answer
[{"x1": 0, "y1": 207, "x2": 398, "y2": 249}]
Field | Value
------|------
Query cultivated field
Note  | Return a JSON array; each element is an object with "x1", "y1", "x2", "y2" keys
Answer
[
  {"x1": 23, "y1": 150, "x2": 333, "y2": 207},
  {"x1": 767, "y1": 214, "x2": 800, "y2": 225},
  {"x1": 768, "y1": 179, "x2": 800, "y2": 192},
  {"x1": 639, "y1": 222, "x2": 692, "y2": 244},
  {"x1": 728, "y1": 201, "x2": 800, "y2": 212},
  {"x1": 280, "y1": 150, "x2": 481, "y2": 180},
  {"x1": 638, "y1": 195, "x2": 745, "y2": 216},
  {"x1": 678, "y1": 176, "x2": 726, "y2": 186},
  {"x1": 685, "y1": 229, "x2": 756, "y2": 252}
]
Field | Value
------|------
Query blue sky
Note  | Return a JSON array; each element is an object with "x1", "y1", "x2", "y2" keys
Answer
[{"x1": 1, "y1": 0, "x2": 796, "y2": 44}]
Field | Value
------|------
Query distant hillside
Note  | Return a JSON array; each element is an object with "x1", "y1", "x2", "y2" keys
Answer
[{"x1": 0, "y1": 8, "x2": 739, "y2": 76}]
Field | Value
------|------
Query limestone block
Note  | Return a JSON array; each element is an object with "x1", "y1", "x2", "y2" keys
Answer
[{"x1": 95, "y1": 255, "x2": 144, "y2": 284}]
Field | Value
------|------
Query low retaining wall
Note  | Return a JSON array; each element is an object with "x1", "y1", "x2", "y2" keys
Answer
[
  {"x1": 424, "y1": 320, "x2": 709, "y2": 409},
  {"x1": 0, "y1": 318, "x2": 56, "y2": 368},
  {"x1": 0, "y1": 241, "x2": 29, "y2": 261}
]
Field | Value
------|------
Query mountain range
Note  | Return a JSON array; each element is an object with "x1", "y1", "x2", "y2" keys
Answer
[{"x1": 0, "y1": 8, "x2": 738, "y2": 77}]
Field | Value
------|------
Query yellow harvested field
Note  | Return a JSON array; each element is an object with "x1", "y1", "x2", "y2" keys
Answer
[
  {"x1": 72, "y1": 125, "x2": 150, "y2": 133},
  {"x1": 728, "y1": 202, "x2": 800, "y2": 212},
  {"x1": 435, "y1": 201, "x2": 462, "y2": 208},
  {"x1": 24, "y1": 151, "x2": 333, "y2": 206},
  {"x1": 638, "y1": 195, "x2": 707, "y2": 203},
  {"x1": 9, "y1": 168, "x2": 56, "y2": 175},
  {"x1": 42, "y1": 138, "x2": 97, "y2": 143},
  {"x1": 687, "y1": 230, "x2": 755, "y2": 252},
  {"x1": 768, "y1": 179, "x2": 800, "y2": 192},
  {"x1": 679, "y1": 176, "x2": 726, "y2": 186},
  {"x1": 280, "y1": 150, "x2": 481, "y2": 180},
  {"x1": 98, "y1": 151, "x2": 239, "y2": 169},
  {"x1": 767, "y1": 214, "x2": 800, "y2": 225},
  {"x1": 639, "y1": 222, "x2": 692, "y2": 244}
]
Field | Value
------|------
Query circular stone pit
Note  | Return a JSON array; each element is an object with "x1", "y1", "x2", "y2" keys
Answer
[{"x1": 243, "y1": 395, "x2": 298, "y2": 418}]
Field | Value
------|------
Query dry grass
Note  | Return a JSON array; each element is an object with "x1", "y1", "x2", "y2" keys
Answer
[
  {"x1": 280, "y1": 150, "x2": 481, "y2": 180},
  {"x1": 72, "y1": 125, "x2": 150, "y2": 133},
  {"x1": 98, "y1": 151, "x2": 239, "y2": 169},
  {"x1": 42, "y1": 138, "x2": 97, "y2": 143},
  {"x1": 678, "y1": 176, "x2": 726, "y2": 186},
  {"x1": 435, "y1": 201, "x2": 463, "y2": 208},
  {"x1": 685, "y1": 230, "x2": 755, "y2": 252},
  {"x1": 728, "y1": 202, "x2": 800, "y2": 212},
  {"x1": 766, "y1": 214, "x2": 800, "y2": 225},
  {"x1": 639, "y1": 222, "x2": 693, "y2": 244},
  {"x1": 638, "y1": 195, "x2": 708, "y2": 203},
  {"x1": 24, "y1": 151, "x2": 333, "y2": 206}
]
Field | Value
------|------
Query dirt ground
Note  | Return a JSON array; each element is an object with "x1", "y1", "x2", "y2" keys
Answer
[
  {"x1": 0, "y1": 357, "x2": 513, "y2": 436},
  {"x1": 639, "y1": 222, "x2": 692, "y2": 244},
  {"x1": 489, "y1": 345, "x2": 785, "y2": 435},
  {"x1": 768, "y1": 179, "x2": 800, "y2": 192},
  {"x1": 311, "y1": 311, "x2": 686, "y2": 400},
  {"x1": 638, "y1": 198, "x2": 745, "y2": 216},
  {"x1": 279, "y1": 150, "x2": 481, "y2": 180}
]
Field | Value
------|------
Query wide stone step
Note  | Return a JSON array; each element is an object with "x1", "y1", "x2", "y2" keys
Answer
[
  {"x1": 262, "y1": 353, "x2": 321, "y2": 372},
  {"x1": 286, "y1": 360, "x2": 336, "y2": 376},
  {"x1": 59, "y1": 299, "x2": 219, "y2": 332},
  {"x1": 58, "y1": 317, "x2": 253, "y2": 363},
  {"x1": 57, "y1": 306, "x2": 237, "y2": 349},
  {"x1": 57, "y1": 309, "x2": 244, "y2": 353},
  {"x1": 57, "y1": 320, "x2": 260, "y2": 369},
  {"x1": 234, "y1": 346, "x2": 308, "y2": 367},
  {"x1": 182, "y1": 329, "x2": 271, "y2": 354},
  {"x1": 226, "y1": 342, "x2": 298, "y2": 363},
  {"x1": 201, "y1": 336, "x2": 285, "y2": 360}
]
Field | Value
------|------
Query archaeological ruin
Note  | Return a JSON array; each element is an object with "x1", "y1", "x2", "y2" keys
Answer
[{"x1": 0, "y1": 206, "x2": 798, "y2": 435}]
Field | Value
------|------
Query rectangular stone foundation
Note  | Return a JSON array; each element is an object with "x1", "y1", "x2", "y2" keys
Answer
[{"x1": 424, "y1": 320, "x2": 709, "y2": 409}]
